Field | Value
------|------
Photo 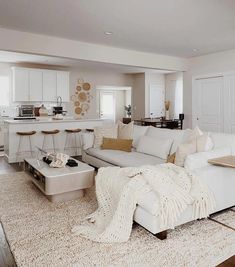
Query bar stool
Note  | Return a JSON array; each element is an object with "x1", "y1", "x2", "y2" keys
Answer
[
  {"x1": 16, "y1": 131, "x2": 36, "y2": 161},
  {"x1": 41, "y1": 129, "x2": 60, "y2": 153},
  {"x1": 86, "y1": 128, "x2": 94, "y2": 132},
  {"x1": 64, "y1": 128, "x2": 82, "y2": 155}
]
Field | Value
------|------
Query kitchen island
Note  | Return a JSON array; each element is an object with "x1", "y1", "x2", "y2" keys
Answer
[{"x1": 4, "y1": 118, "x2": 105, "y2": 163}]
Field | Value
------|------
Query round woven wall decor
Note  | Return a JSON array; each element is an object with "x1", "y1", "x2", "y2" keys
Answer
[
  {"x1": 83, "y1": 83, "x2": 91, "y2": 91},
  {"x1": 75, "y1": 107, "x2": 82, "y2": 115},
  {"x1": 74, "y1": 101, "x2": 80, "y2": 106},
  {"x1": 76, "y1": 85, "x2": 82, "y2": 91},
  {"x1": 78, "y1": 92, "x2": 87, "y2": 102}
]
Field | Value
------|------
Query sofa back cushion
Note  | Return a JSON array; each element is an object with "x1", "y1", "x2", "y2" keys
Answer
[
  {"x1": 136, "y1": 135, "x2": 173, "y2": 160},
  {"x1": 145, "y1": 126, "x2": 188, "y2": 154},
  {"x1": 210, "y1": 132, "x2": 235, "y2": 155},
  {"x1": 93, "y1": 125, "x2": 118, "y2": 148},
  {"x1": 118, "y1": 121, "x2": 134, "y2": 139},
  {"x1": 132, "y1": 125, "x2": 149, "y2": 148}
]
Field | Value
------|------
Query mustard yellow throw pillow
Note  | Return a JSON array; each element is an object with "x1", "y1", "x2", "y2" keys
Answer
[{"x1": 101, "y1": 138, "x2": 133, "y2": 152}]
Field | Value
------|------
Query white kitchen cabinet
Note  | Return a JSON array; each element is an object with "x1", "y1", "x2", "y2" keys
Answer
[
  {"x1": 29, "y1": 69, "x2": 43, "y2": 101},
  {"x1": 56, "y1": 71, "x2": 70, "y2": 102},
  {"x1": 42, "y1": 71, "x2": 57, "y2": 102},
  {"x1": 13, "y1": 68, "x2": 29, "y2": 102},
  {"x1": 13, "y1": 67, "x2": 70, "y2": 103}
]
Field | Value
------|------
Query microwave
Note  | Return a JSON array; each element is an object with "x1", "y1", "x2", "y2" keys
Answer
[{"x1": 19, "y1": 105, "x2": 35, "y2": 117}]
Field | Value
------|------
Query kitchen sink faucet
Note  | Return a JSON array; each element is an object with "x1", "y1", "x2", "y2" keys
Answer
[{"x1": 57, "y1": 96, "x2": 62, "y2": 107}]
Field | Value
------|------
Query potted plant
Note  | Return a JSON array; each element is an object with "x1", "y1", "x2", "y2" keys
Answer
[{"x1": 124, "y1": 104, "x2": 131, "y2": 117}]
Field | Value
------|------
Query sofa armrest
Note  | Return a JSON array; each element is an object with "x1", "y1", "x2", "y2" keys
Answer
[
  {"x1": 184, "y1": 147, "x2": 232, "y2": 171},
  {"x1": 81, "y1": 132, "x2": 94, "y2": 150}
]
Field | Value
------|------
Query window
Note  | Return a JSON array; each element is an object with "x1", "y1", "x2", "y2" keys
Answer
[{"x1": 0, "y1": 76, "x2": 10, "y2": 106}]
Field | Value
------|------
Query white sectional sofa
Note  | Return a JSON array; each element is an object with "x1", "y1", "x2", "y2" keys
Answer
[
  {"x1": 82, "y1": 125, "x2": 189, "y2": 168},
  {"x1": 82, "y1": 125, "x2": 235, "y2": 239}
]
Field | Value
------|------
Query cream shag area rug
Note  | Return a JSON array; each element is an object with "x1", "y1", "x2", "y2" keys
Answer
[{"x1": 0, "y1": 172, "x2": 234, "y2": 267}]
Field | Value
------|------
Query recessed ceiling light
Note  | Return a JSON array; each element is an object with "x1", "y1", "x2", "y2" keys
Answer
[
  {"x1": 104, "y1": 31, "x2": 113, "y2": 35},
  {"x1": 193, "y1": 48, "x2": 198, "y2": 52}
]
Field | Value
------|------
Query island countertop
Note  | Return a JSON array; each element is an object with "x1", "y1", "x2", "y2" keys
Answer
[
  {"x1": 4, "y1": 117, "x2": 105, "y2": 163},
  {"x1": 4, "y1": 117, "x2": 105, "y2": 124}
]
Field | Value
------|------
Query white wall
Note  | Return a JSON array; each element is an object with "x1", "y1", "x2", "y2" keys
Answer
[
  {"x1": 68, "y1": 68, "x2": 133, "y2": 118},
  {"x1": 183, "y1": 49, "x2": 235, "y2": 129},
  {"x1": 132, "y1": 73, "x2": 145, "y2": 120}
]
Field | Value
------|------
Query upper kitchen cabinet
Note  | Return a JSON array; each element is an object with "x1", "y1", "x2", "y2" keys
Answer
[
  {"x1": 56, "y1": 71, "x2": 70, "y2": 102},
  {"x1": 12, "y1": 67, "x2": 70, "y2": 102},
  {"x1": 42, "y1": 70, "x2": 57, "y2": 102},
  {"x1": 12, "y1": 67, "x2": 29, "y2": 102},
  {"x1": 29, "y1": 69, "x2": 43, "y2": 101}
]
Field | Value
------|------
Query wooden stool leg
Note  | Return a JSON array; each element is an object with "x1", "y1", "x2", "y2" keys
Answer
[
  {"x1": 42, "y1": 135, "x2": 46, "y2": 152},
  {"x1": 78, "y1": 132, "x2": 83, "y2": 152},
  {"x1": 64, "y1": 132, "x2": 68, "y2": 153},
  {"x1": 74, "y1": 132, "x2": 78, "y2": 156},
  {"x1": 52, "y1": 135, "x2": 56, "y2": 153},
  {"x1": 17, "y1": 135, "x2": 22, "y2": 162},
  {"x1": 29, "y1": 136, "x2": 33, "y2": 157}
]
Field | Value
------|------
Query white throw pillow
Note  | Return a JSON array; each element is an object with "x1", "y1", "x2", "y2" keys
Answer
[
  {"x1": 132, "y1": 125, "x2": 149, "y2": 148},
  {"x1": 136, "y1": 135, "x2": 173, "y2": 160},
  {"x1": 175, "y1": 139, "x2": 197, "y2": 167},
  {"x1": 93, "y1": 125, "x2": 118, "y2": 148},
  {"x1": 197, "y1": 133, "x2": 214, "y2": 152},
  {"x1": 118, "y1": 121, "x2": 134, "y2": 139},
  {"x1": 187, "y1": 126, "x2": 214, "y2": 152},
  {"x1": 145, "y1": 126, "x2": 187, "y2": 154}
]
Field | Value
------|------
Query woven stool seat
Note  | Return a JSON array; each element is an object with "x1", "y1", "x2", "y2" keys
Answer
[
  {"x1": 86, "y1": 128, "x2": 94, "y2": 132},
  {"x1": 41, "y1": 129, "x2": 60, "y2": 135},
  {"x1": 65, "y1": 128, "x2": 81, "y2": 133},
  {"x1": 17, "y1": 131, "x2": 36, "y2": 136}
]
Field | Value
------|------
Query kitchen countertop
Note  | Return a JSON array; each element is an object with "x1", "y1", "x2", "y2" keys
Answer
[{"x1": 4, "y1": 117, "x2": 104, "y2": 124}]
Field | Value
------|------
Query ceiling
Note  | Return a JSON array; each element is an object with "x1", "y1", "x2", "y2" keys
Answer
[
  {"x1": 0, "y1": 0, "x2": 234, "y2": 58},
  {"x1": 0, "y1": 50, "x2": 174, "y2": 74}
]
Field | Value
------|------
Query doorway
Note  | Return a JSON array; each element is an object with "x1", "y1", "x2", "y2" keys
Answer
[
  {"x1": 97, "y1": 86, "x2": 132, "y2": 123},
  {"x1": 99, "y1": 91, "x2": 116, "y2": 121}
]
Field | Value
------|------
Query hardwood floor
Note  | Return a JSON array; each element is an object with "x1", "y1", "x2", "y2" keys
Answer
[
  {"x1": 0, "y1": 224, "x2": 16, "y2": 267},
  {"x1": 0, "y1": 156, "x2": 234, "y2": 267}
]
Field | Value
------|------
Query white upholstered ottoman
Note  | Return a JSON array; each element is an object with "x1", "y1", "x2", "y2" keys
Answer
[{"x1": 24, "y1": 158, "x2": 94, "y2": 202}]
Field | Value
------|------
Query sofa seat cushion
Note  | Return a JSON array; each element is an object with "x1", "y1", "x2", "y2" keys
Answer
[{"x1": 86, "y1": 148, "x2": 165, "y2": 167}]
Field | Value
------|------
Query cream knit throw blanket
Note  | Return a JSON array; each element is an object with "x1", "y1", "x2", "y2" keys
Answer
[{"x1": 72, "y1": 163, "x2": 215, "y2": 243}]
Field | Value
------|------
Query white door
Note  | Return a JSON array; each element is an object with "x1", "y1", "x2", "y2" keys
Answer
[
  {"x1": 42, "y1": 71, "x2": 57, "y2": 102},
  {"x1": 13, "y1": 68, "x2": 29, "y2": 102},
  {"x1": 56, "y1": 71, "x2": 70, "y2": 102},
  {"x1": 100, "y1": 91, "x2": 116, "y2": 121},
  {"x1": 224, "y1": 74, "x2": 235, "y2": 133},
  {"x1": 194, "y1": 77, "x2": 224, "y2": 132},
  {"x1": 29, "y1": 70, "x2": 43, "y2": 101},
  {"x1": 149, "y1": 84, "x2": 165, "y2": 117}
]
